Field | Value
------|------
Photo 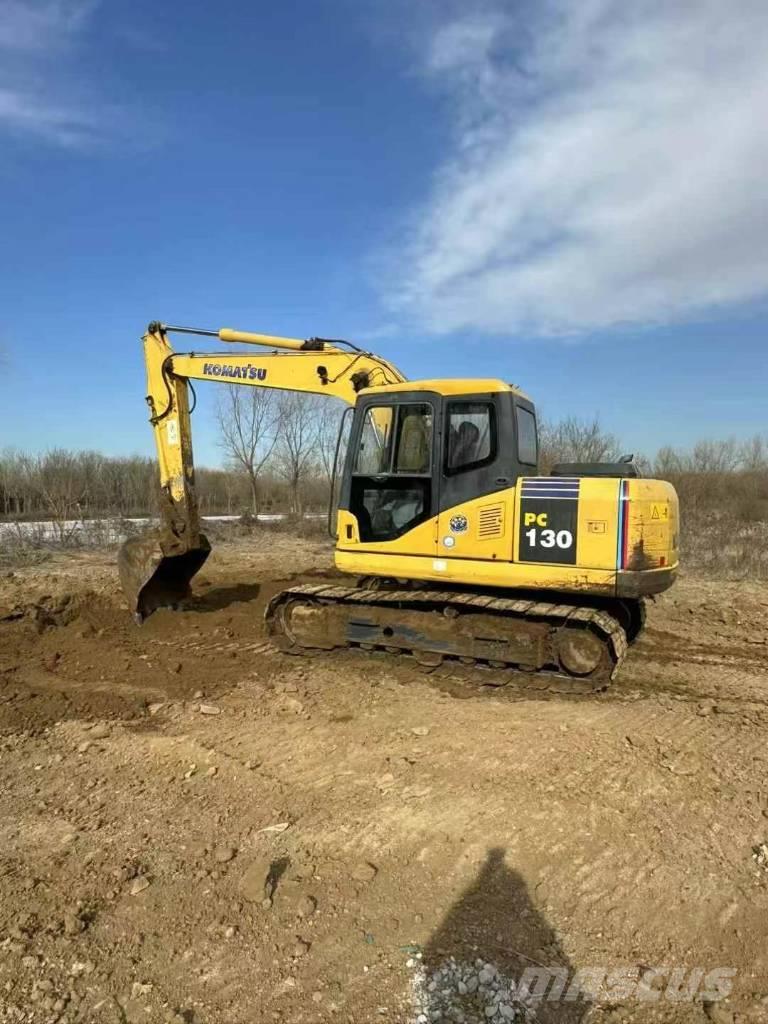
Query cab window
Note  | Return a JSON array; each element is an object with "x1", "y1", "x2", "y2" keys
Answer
[
  {"x1": 516, "y1": 406, "x2": 538, "y2": 466},
  {"x1": 354, "y1": 407, "x2": 394, "y2": 475},
  {"x1": 446, "y1": 402, "x2": 495, "y2": 474},
  {"x1": 354, "y1": 404, "x2": 432, "y2": 476}
]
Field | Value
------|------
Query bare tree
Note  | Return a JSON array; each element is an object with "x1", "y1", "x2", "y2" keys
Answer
[
  {"x1": 216, "y1": 386, "x2": 279, "y2": 514},
  {"x1": 538, "y1": 416, "x2": 620, "y2": 472},
  {"x1": 315, "y1": 399, "x2": 347, "y2": 488},
  {"x1": 690, "y1": 438, "x2": 740, "y2": 473},
  {"x1": 274, "y1": 393, "x2": 322, "y2": 515},
  {"x1": 30, "y1": 449, "x2": 86, "y2": 542},
  {"x1": 740, "y1": 435, "x2": 768, "y2": 472},
  {"x1": 654, "y1": 445, "x2": 687, "y2": 476}
]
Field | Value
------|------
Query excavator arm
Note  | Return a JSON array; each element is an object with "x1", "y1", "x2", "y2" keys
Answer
[{"x1": 119, "y1": 322, "x2": 405, "y2": 620}]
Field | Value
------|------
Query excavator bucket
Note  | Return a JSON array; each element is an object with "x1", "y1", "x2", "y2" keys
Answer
[{"x1": 118, "y1": 529, "x2": 211, "y2": 623}]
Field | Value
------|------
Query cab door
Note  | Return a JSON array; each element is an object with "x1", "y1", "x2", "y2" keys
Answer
[
  {"x1": 436, "y1": 394, "x2": 534, "y2": 563},
  {"x1": 338, "y1": 393, "x2": 440, "y2": 557}
]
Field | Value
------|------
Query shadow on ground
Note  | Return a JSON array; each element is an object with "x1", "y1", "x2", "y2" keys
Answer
[
  {"x1": 419, "y1": 847, "x2": 590, "y2": 1023},
  {"x1": 190, "y1": 583, "x2": 262, "y2": 612}
]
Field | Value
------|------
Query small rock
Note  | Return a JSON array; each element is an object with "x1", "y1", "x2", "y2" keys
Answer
[
  {"x1": 63, "y1": 912, "x2": 84, "y2": 936},
  {"x1": 411, "y1": 726, "x2": 430, "y2": 737},
  {"x1": 292, "y1": 938, "x2": 311, "y2": 958},
  {"x1": 351, "y1": 862, "x2": 378, "y2": 883},
  {"x1": 89, "y1": 724, "x2": 111, "y2": 740},
  {"x1": 240, "y1": 857, "x2": 272, "y2": 903},
  {"x1": 296, "y1": 894, "x2": 317, "y2": 919},
  {"x1": 129, "y1": 876, "x2": 151, "y2": 896},
  {"x1": 70, "y1": 961, "x2": 95, "y2": 977},
  {"x1": 206, "y1": 766, "x2": 218, "y2": 777},
  {"x1": 214, "y1": 845, "x2": 236, "y2": 864},
  {"x1": 77, "y1": 741, "x2": 92, "y2": 754},
  {"x1": 147, "y1": 703, "x2": 165, "y2": 716},
  {"x1": 199, "y1": 704, "x2": 221, "y2": 715},
  {"x1": 278, "y1": 696, "x2": 304, "y2": 714}
]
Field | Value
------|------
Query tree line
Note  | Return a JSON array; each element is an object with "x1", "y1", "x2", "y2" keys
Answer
[{"x1": 1, "y1": 391, "x2": 767, "y2": 527}]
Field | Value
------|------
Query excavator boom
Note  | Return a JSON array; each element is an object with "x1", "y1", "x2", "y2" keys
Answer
[{"x1": 118, "y1": 323, "x2": 405, "y2": 620}]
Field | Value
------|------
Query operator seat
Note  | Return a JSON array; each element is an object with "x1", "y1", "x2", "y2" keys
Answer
[
  {"x1": 397, "y1": 411, "x2": 430, "y2": 473},
  {"x1": 450, "y1": 421, "x2": 480, "y2": 468}
]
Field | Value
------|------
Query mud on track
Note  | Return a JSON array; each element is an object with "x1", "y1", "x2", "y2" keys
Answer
[{"x1": 1, "y1": 532, "x2": 768, "y2": 1023}]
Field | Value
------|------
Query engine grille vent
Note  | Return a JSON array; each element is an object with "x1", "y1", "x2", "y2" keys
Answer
[{"x1": 477, "y1": 503, "x2": 505, "y2": 539}]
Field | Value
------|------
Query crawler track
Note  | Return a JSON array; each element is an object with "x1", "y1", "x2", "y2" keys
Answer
[{"x1": 265, "y1": 584, "x2": 628, "y2": 691}]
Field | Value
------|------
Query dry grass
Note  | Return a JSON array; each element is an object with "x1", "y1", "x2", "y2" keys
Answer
[
  {"x1": 670, "y1": 471, "x2": 768, "y2": 579},
  {"x1": 682, "y1": 513, "x2": 768, "y2": 580}
]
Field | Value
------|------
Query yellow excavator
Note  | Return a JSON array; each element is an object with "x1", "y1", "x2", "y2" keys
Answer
[{"x1": 118, "y1": 322, "x2": 679, "y2": 688}]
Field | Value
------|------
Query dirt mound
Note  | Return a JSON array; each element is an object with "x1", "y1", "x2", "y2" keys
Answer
[{"x1": 0, "y1": 590, "x2": 95, "y2": 629}]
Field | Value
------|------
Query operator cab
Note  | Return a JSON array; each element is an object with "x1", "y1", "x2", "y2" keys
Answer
[{"x1": 337, "y1": 381, "x2": 538, "y2": 544}]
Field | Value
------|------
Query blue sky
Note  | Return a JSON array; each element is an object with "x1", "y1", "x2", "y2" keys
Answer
[{"x1": 1, "y1": 0, "x2": 766, "y2": 467}]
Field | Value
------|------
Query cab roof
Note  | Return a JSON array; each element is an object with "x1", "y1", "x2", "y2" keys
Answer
[{"x1": 361, "y1": 378, "x2": 532, "y2": 402}]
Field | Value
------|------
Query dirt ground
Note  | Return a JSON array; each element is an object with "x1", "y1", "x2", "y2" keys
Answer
[{"x1": 1, "y1": 531, "x2": 768, "y2": 1024}]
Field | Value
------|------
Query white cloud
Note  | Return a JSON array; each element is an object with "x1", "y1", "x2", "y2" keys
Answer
[
  {"x1": 395, "y1": 0, "x2": 768, "y2": 334},
  {"x1": 0, "y1": 0, "x2": 96, "y2": 51},
  {"x1": 0, "y1": 87, "x2": 95, "y2": 145},
  {"x1": 0, "y1": 0, "x2": 101, "y2": 145}
]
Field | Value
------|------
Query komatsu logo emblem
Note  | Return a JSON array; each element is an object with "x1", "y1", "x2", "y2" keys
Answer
[
  {"x1": 202, "y1": 363, "x2": 267, "y2": 381},
  {"x1": 449, "y1": 514, "x2": 468, "y2": 533}
]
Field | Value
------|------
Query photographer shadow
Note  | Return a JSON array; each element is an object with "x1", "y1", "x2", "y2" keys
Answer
[{"x1": 420, "y1": 847, "x2": 591, "y2": 1023}]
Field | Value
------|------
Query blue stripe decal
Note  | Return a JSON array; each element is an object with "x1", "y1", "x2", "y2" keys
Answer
[
  {"x1": 521, "y1": 478, "x2": 581, "y2": 502},
  {"x1": 522, "y1": 485, "x2": 579, "y2": 491},
  {"x1": 521, "y1": 492, "x2": 579, "y2": 499},
  {"x1": 522, "y1": 479, "x2": 580, "y2": 486}
]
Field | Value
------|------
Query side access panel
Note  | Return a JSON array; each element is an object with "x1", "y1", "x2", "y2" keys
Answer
[{"x1": 434, "y1": 489, "x2": 515, "y2": 563}]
